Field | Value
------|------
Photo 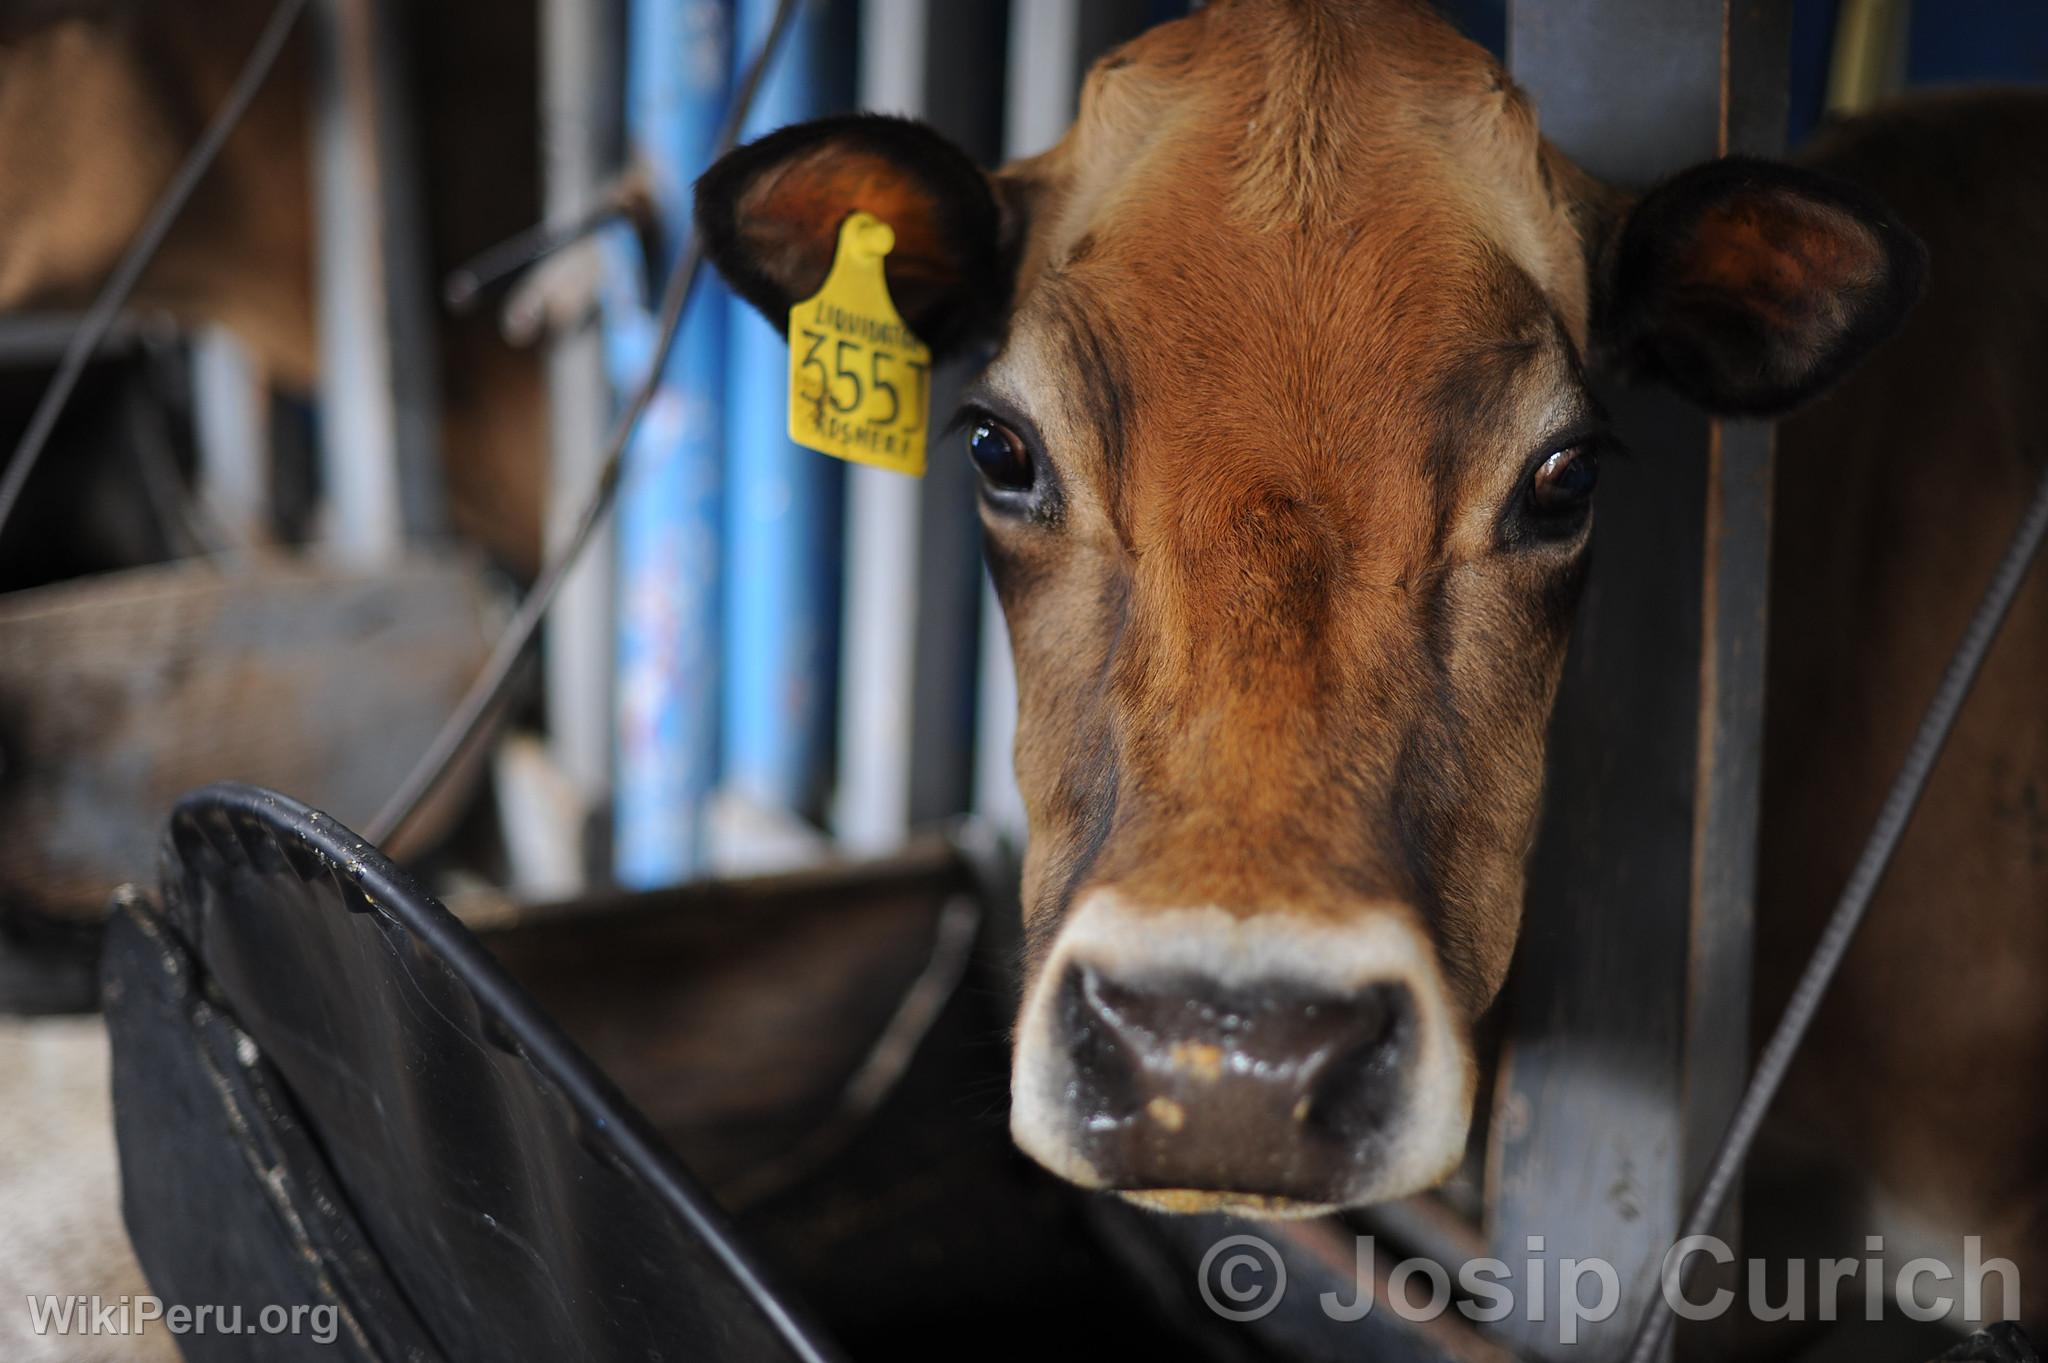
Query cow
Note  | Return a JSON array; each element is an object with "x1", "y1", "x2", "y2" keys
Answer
[
  {"x1": 698, "y1": 0, "x2": 2044, "y2": 1309},
  {"x1": 0, "y1": 0, "x2": 548, "y2": 575}
]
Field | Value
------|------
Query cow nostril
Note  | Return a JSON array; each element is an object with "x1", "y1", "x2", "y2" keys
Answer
[
  {"x1": 1301, "y1": 982, "x2": 1415, "y2": 1139},
  {"x1": 1057, "y1": 965, "x2": 1160, "y2": 1123},
  {"x1": 1056, "y1": 966, "x2": 1418, "y2": 1137},
  {"x1": 1012, "y1": 899, "x2": 1468, "y2": 1208},
  {"x1": 1045, "y1": 965, "x2": 1430, "y2": 1200}
]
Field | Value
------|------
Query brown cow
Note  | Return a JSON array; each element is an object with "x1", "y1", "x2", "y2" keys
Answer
[
  {"x1": 698, "y1": 0, "x2": 2042, "y2": 1302},
  {"x1": 0, "y1": 0, "x2": 547, "y2": 574},
  {"x1": 1754, "y1": 89, "x2": 2048, "y2": 1312}
]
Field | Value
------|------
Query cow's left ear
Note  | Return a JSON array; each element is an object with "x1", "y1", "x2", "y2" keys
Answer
[
  {"x1": 1595, "y1": 157, "x2": 1927, "y2": 416},
  {"x1": 696, "y1": 113, "x2": 1016, "y2": 359}
]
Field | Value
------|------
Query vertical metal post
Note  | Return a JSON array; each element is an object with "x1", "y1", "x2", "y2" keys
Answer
[
  {"x1": 834, "y1": 0, "x2": 1008, "y2": 852},
  {"x1": 832, "y1": 0, "x2": 929, "y2": 853},
  {"x1": 308, "y1": 0, "x2": 443, "y2": 564},
  {"x1": 904, "y1": 0, "x2": 1010, "y2": 830},
  {"x1": 1487, "y1": 4, "x2": 1788, "y2": 1360},
  {"x1": 1826, "y1": 0, "x2": 1911, "y2": 113},
  {"x1": 719, "y1": 0, "x2": 856, "y2": 848},
  {"x1": 191, "y1": 326, "x2": 270, "y2": 550},
  {"x1": 976, "y1": 0, "x2": 1083, "y2": 845},
  {"x1": 540, "y1": 0, "x2": 619, "y2": 838},
  {"x1": 610, "y1": 0, "x2": 729, "y2": 887}
]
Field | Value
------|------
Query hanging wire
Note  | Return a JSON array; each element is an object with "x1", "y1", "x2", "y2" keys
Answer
[
  {"x1": 0, "y1": 0, "x2": 311, "y2": 543},
  {"x1": 442, "y1": 175, "x2": 642, "y2": 315},
  {"x1": 1623, "y1": 454, "x2": 2048, "y2": 1363},
  {"x1": 366, "y1": 0, "x2": 803, "y2": 846}
]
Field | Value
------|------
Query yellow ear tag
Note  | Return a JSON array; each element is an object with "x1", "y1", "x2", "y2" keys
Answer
[{"x1": 786, "y1": 211, "x2": 932, "y2": 477}]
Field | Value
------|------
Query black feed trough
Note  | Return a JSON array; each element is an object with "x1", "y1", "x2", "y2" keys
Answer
[
  {"x1": 106, "y1": 784, "x2": 835, "y2": 1363},
  {"x1": 100, "y1": 785, "x2": 2032, "y2": 1363},
  {"x1": 100, "y1": 784, "x2": 1268, "y2": 1363}
]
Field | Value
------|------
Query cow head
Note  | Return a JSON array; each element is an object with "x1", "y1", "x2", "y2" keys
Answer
[{"x1": 699, "y1": 0, "x2": 1923, "y2": 1215}]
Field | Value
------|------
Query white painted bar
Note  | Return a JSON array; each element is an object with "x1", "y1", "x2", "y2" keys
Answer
[
  {"x1": 190, "y1": 326, "x2": 270, "y2": 549},
  {"x1": 972, "y1": 0, "x2": 1087, "y2": 842},
  {"x1": 1004, "y1": 0, "x2": 1084, "y2": 157},
  {"x1": 308, "y1": 0, "x2": 442, "y2": 564},
  {"x1": 540, "y1": 0, "x2": 617, "y2": 810},
  {"x1": 832, "y1": 0, "x2": 931, "y2": 852}
]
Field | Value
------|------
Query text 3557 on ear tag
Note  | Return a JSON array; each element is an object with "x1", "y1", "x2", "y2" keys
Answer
[{"x1": 786, "y1": 211, "x2": 932, "y2": 477}]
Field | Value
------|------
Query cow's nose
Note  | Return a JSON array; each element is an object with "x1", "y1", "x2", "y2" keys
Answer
[
  {"x1": 1055, "y1": 963, "x2": 1418, "y2": 1201},
  {"x1": 1010, "y1": 898, "x2": 1473, "y2": 1211}
]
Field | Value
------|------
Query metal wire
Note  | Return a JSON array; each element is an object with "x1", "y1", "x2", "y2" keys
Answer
[
  {"x1": 1624, "y1": 454, "x2": 2048, "y2": 1363},
  {"x1": 366, "y1": 0, "x2": 803, "y2": 846},
  {"x1": 443, "y1": 184, "x2": 634, "y2": 314},
  {"x1": 0, "y1": 0, "x2": 310, "y2": 544},
  {"x1": 718, "y1": 894, "x2": 982, "y2": 1210}
]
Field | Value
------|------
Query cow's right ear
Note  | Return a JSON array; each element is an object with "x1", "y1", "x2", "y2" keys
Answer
[{"x1": 696, "y1": 114, "x2": 1015, "y2": 358}]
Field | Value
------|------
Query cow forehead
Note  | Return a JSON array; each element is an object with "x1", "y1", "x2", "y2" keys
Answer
[
  {"x1": 1011, "y1": 245, "x2": 1539, "y2": 558},
  {"x1": 986, "y1": 1, "x2": 1591, "y2": 553},
  {"x1": 1007, "y1": 0, "x2": 1587, "y2": 353},
  {"x1": 998, "y1": 168, "x2": 1572, "y2": 564}
]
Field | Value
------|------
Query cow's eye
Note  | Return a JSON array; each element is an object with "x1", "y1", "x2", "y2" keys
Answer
[
  {"x1": 1526, "y1": 443, "x2": 1600, "y2": 522},
  {"x1": 967, "y1": 418, "x2": 1035, "y2": 493}
]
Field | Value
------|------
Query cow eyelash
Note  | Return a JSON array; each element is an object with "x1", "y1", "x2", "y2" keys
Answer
[{"x1": 936, "y1": 407, "x2": 979, "y2": 442}]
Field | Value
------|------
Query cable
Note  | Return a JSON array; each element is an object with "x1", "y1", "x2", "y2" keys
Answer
[
  {"x1": 1624, "y1": 455, "x2": 2048, "y2": 1363},
  {"x1": 443, "y1": 179, "x2": 638, "y2": 314},
  {"x1": 718, "y1": 894, "x2": 982, "y2": 1209},
  {"x1": 0, "y1": 0, "x2": 310, "y2": 543},
  {"x1": 366, "y1": 0, "x2": 803, "y2": 846}
]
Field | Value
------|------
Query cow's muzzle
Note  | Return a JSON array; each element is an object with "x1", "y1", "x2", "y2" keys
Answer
[{"x1": 1010, "y1": 893, "x2": 1474, "y2": 1216}]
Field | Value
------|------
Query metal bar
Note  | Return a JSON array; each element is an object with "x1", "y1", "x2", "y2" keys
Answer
[
  {"x1": 834, "y1": 0, "x2": 1010, "y2": 848},
  {"x1": 1005, "y1": 0, "x2": 1082, "y2": 158},
  {"x1": 1826, "y1": 0, "x2": 1912, "y2": 114},
  {"x1": 718, "y1": 0, "x2": 857, "y2": 846},
  {"x1": 831, "y1": 0, "x2": 931, "y2": 853},
  {"x1": 1487, "y1": 5, "x2": 1789, "y2": 1361},
  {"x1": 539, "y1": 0, "x2": 619, "y2": 831},
  {"x1": 445, "y1": 194, "x2": 626, "y2": 315},
  {"x1": 906, "y1": 1, "x2": 1010, "y2": 830},
  {"x1": 308, "y1": 0, "x2": 444, "y2": 562},
  {"x1": 609, "y1": 0, "x2": 732, "y2": 886},
  {"x1": 976, "y1": 0, "x2": 1082, "y2": 845},
  {"x1": 191, "y1": 326, "x2": 273, "y2": 549}
]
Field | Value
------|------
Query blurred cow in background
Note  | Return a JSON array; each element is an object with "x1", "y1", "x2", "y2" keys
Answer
[{"x1": 0, "y1": 0, "x2": 550, "y2": 577}]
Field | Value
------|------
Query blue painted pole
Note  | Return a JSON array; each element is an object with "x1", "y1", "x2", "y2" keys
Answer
[
  {"x1": 721, "y1": 0, "x2": 855, "y2": 829},
  {"x1": 610, "y1": 0, "x2": 730, "y2": 887}
]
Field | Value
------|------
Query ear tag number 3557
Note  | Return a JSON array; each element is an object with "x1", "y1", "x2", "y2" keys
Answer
[{"x1": 787, "y1": 211, "x2": 931, "y2": 477}]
